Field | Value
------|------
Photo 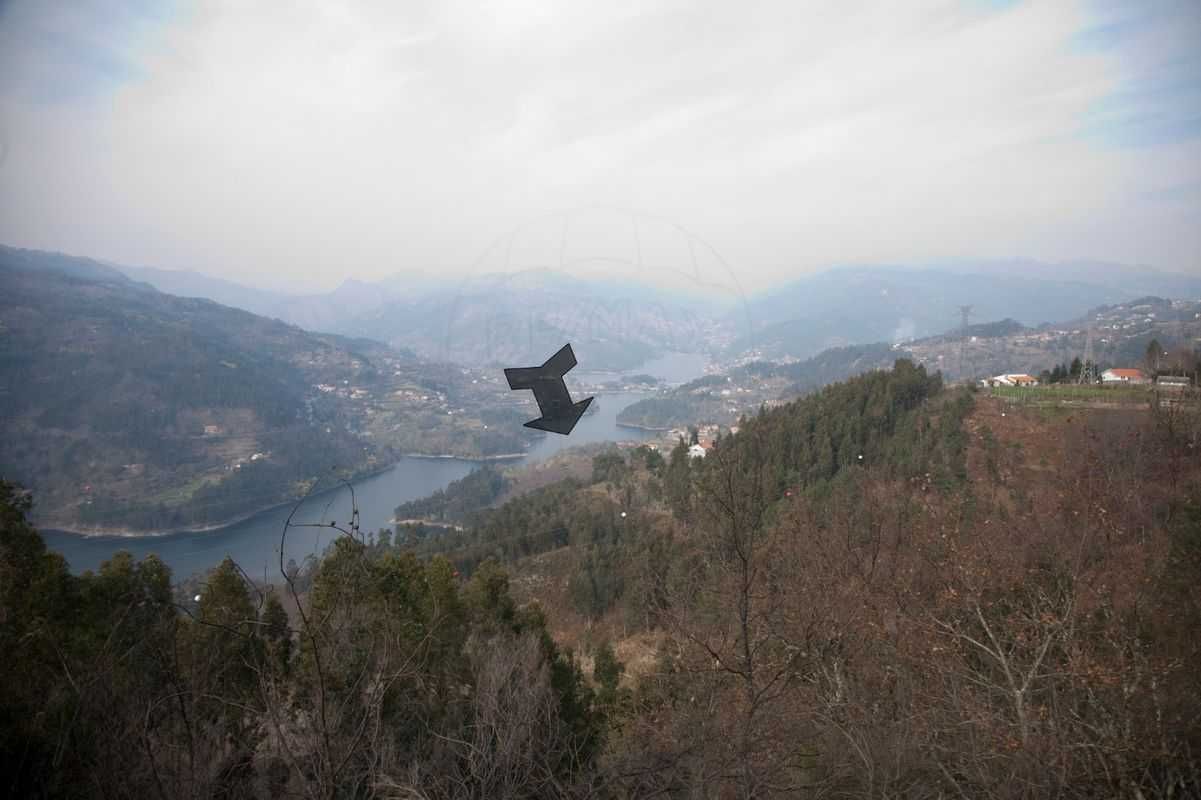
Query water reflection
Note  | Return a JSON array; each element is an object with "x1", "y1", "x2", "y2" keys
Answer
[{"x1": 43, "y1": 392, "x2": 655, "y2": 579}]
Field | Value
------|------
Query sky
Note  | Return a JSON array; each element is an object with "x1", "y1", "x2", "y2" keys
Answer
[{"x1": 0, "y1": 0, "x2": 1198, "y2": 293}]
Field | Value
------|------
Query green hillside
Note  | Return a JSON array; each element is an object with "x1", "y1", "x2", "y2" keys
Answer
[{"x1": 0, "y1": 246, "x2": 529, "y2": 532}]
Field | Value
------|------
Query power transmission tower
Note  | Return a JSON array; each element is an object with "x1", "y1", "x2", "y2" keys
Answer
[
  {"x1": 1078, "y1": 316, "x2": 1097, "y2": 384},
  {"x1": 958, "y1": 305, "x2": 972, "y2": 380}
]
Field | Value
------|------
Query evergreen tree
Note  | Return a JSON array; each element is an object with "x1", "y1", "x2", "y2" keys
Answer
[
  {"x1": 1146, "y1": 338, "x2": 1164, "y2": 375},
  {"x1": 665, "y1": 438, "x2": 693, "y2": 519},
  {"x1": 593, "y1": 641, "x2": 625, "y2": 708},
  {"x1": 260, "y1": 592, "x2": 292, "y2": 674}
]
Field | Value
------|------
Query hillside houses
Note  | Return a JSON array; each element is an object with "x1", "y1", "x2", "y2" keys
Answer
[{"x1": 905, "y1": 297, "x2": 1201, "y2": 384}]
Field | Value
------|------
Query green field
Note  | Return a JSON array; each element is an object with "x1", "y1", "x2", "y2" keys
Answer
[{"x1": 989, "y1": 384, "x2": 1152, "y2": 405}]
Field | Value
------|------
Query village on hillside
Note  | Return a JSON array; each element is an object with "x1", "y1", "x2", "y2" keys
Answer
[{"x1": 905, "y1": 296, "x2": 1201, "y2": 386}]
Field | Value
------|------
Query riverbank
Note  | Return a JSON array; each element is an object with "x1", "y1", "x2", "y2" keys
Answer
[
  {"x1": 391, "y1": 518, "x2": 465, "y2": 531},
  {"x1": 44, "y1": 391, "x2": 662, "y2": 575},
  {"x1": 401, "y1": 451, "x2": 526, "y2": 462},
  {"x1": 46, "y1": 447, "x2": 531, "y2": 538},
  {"x1": 42, "y1": 497, "x2": 298, "y2": 539},
  {"x1": 615, "y1": 421, "x2": 671, "y2": 432},
  {"x1": 41, "y1": 455, "x2": 482, "y2": 577},
  {"x1": 43, "y1": 460, "x2": 402, "y2": 539}
]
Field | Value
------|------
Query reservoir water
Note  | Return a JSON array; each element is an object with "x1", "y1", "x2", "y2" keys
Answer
[
  {"x1": 42, "y1": 391, "x2": 657, "y2": 579},
  {"x1": 574, "y1": 350, "x2": 709, "y2": 387}
]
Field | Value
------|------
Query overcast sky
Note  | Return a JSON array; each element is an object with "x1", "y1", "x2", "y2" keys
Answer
[{"x1": 0, "y1": 0, "x2": 1198, "y2": 292}]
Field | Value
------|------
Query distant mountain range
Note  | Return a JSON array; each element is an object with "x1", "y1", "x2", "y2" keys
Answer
[
  {"x1": 736, "y1": 261, "x2": 1201, "y2": 360},
  {"x1": 341, "y1": 270, "x2": 726, "y2": 371},
  {"x1": 118, "y1": 264, "x2": 721, "y2": 372},
  {"x1": 109, "y1": 253, "x2": 1201, "y2": 369},
  {"x1": 934, "y1": 258, "x2": 1201, "y2": 299},
  {"x1": 116, "y1": 264, "x2": 444, "y2": 336}
]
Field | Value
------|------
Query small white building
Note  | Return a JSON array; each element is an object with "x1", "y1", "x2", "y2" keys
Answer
[
  {"x1": 1156, "y1": 375, "x2": 1191, "y2": 390},
  {"x1": 688, "y1": 444, "x2": 707, "y2": 459},
  {"x1": 1101, "y1": 368, "x2": 1149, "y2": 385},
  {"x1": 985, "y1": 374, "x2": 1039, "y2": 387}
]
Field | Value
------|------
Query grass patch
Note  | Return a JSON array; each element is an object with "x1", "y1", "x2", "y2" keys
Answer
[
  {"x1": 145, "y1": 472, "x2": 225, "y2": 507},
  {"x1": 991, "y1": 384, "x2": 1150, "y2": 406}
]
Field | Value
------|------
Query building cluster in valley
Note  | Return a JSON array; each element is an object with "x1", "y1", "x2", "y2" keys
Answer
[{"x1": 655, "y1": 423, "x2": 723, "y2": 458}]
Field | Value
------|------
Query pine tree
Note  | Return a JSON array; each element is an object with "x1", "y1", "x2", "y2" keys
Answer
[{"x1": 593, "y1": 641, "x2": 625, "y2": 707}]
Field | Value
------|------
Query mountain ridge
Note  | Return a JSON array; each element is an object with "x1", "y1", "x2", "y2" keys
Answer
[{"x1": 0, "y1": 246, "x2": 531, "y2": 533}]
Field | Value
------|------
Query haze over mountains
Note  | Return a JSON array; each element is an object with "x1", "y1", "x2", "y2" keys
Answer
[
  {"x1": 117, "y1": 264, "x2": 443, "y2": 338},
  {"x1": 5, "y1": 240, "x2": 1199, "y2": 534},
  {"x1": 116, "y1": 251, "x2": 1201, "y2": 365},
  {"x1": 738, "y1": 262, "x2": 1201, "y2": 360},
  {"x1": 120, "y1": 262, "x2": 724, "y2": 372}
]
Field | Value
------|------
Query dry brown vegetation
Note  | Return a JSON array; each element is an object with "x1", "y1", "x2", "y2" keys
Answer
[
  {"x1": 6, "y1": 361, "x2": 1199, "y2": 798},
  {"x1": 502, "y1": 395, "x2": 1201, "y2": 798}
]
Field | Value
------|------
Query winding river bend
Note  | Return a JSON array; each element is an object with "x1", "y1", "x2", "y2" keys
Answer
[{"x1": 43, "y1": 392, "x2": 655, "y2": 579}]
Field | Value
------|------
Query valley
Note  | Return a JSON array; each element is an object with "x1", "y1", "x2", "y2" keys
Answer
[
  {"x1": 5, "y1": 5, "x2": 1201, "y2": 794},
  {"x1": 42, "y1": 392, "x2": 658, "y2": 576},
  {"x1": 0, "y1": 246, "x2": 542, "y2": 533}
]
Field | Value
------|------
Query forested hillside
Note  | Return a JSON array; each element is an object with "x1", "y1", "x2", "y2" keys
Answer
[
  {"x1": 393, "y1": 464, "x2": 510, "y2": 524},
  {"x1": 3, "y1": 361, "x2": 1199, "y2": 797},
  {"x1": 0, "y1": 480, "x2": 606, "y2": 798},
  {"x1": 0, "y1": 246, "x2": 529, "y2": 532},
  {"x1": 405, "y1": 360, "x2": 1201, "y2": 796},
  {"x1": 617, "y1": 342, "x2": 906, "y2": 429}
]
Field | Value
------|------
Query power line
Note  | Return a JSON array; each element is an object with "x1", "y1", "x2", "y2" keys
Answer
[
  {"x1": 1078, "y1": 315, "x2": 1097, "y2": 384},
  {"x1": 958, "y1": 305, "x2": 972, "y2": 380}
]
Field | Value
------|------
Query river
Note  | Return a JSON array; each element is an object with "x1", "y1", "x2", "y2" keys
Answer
[
  {"x1": 574, "y1": 350, "x2": 709, "y2": 387},
  {"x1": 42, "y1": 391, "x2": 658, "y2": 579}
]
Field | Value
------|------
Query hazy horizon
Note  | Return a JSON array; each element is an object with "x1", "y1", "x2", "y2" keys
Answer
[
  {"x1": 1, "y1": 0, "x2": 1198, "y2": 294},
  {"x1": 6, "y1": 238, "x2": 1198, "y2": 302}
]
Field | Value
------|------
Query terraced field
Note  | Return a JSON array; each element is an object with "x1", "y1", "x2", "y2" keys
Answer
[{"x1": 989, "y1": 383, "x2": 1153, "y2": 406}]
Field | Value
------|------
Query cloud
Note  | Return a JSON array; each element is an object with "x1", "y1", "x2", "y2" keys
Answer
[
  {"x1": 1074, "y1": 0, "x2": 1201, "y2": 147},
  {"x1": 0, "y1": 0, "x2": 1197, "y2": 292},
  {"x1": 0, "y1": 0, "x2": 177, "y2": 103}
]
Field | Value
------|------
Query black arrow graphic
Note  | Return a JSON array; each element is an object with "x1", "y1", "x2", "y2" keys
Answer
[{"x1": 504, "y1": 343, "x2": 594, "y2": 435}]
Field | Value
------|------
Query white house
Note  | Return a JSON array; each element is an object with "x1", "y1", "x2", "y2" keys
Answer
[
  {"x1": 985, "y1": 374, "x2": 1039, "y2": 387},
  {"x1": 1101, "y1": 368, "x2": 1149, "y2": 385},
  {"x1": 688, "y1": 443, "x2": 707, "y2": 459},
  {"x1": 1156, "y1": 375, "x2": 1191, "y2": 390}
]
